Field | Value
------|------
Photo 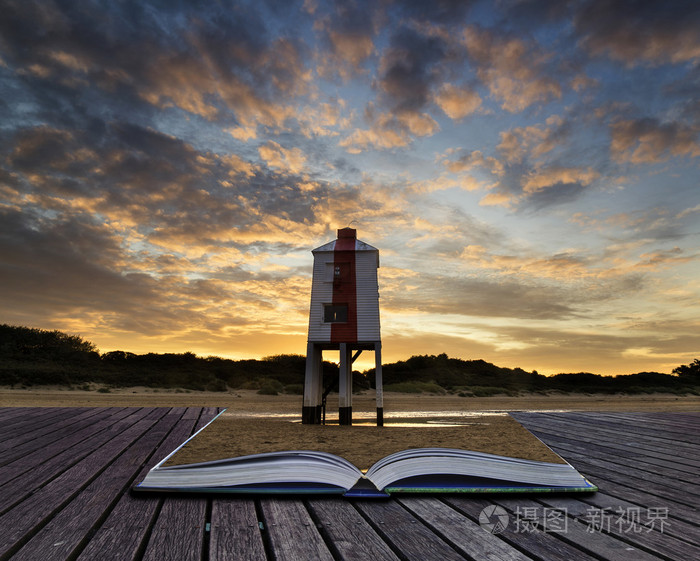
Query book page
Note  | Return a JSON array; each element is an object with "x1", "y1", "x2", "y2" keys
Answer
[{"x1": 163, "y1": 413, "x2": 565, "y2": 471}]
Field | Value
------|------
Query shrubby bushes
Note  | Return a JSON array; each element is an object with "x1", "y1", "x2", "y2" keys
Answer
[{"x1": 2, "y1": 324, "x2": 700, "y2": 395}]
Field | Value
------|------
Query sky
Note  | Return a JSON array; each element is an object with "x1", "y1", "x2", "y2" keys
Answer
[{"x1": 1, "y1": 0, "x2": 699, "y2": 376}]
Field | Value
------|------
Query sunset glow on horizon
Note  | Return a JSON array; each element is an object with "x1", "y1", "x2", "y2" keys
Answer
[{"x1": 1, "y1": 1, "x2": 699, "y2": 375}]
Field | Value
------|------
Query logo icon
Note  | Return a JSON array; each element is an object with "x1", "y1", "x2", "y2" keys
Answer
[{"x1": 479, "y1": 505, "x2": 509, "y2": 534}]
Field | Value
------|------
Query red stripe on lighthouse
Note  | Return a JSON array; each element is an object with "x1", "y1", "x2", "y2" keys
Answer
[{"x1": 331, "y1": 228, "x2": 357, "y2": 343}]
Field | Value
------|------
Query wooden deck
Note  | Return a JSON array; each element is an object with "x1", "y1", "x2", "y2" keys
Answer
[{"x1": 0, "y1": 408, "x2": 698, "y2": 560}]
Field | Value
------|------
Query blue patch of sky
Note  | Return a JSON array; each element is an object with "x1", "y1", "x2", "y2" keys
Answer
[
  {"x1": 586, "y1": 60, "x2": 690, "y2": 118},
  {"x1": 0, "y1": 74, "x2": 46, "y2": 131}
]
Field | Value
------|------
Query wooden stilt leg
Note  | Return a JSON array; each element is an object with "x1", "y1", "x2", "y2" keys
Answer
[
  {"x1": 375, "y1": 341, "x2": 383, "y2": 426},
  {"x1": 302, "y1": 343, "x2": 322, "y2": 424},
  {"x1": 338, "y1": 343, "x2": 352, "y2": 425}
]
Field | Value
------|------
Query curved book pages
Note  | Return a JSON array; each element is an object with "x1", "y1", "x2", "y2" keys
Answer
[
  {"x1": 134, "y1": 411, "x2": 596, "y2": 498},
  {"x1": 135, "y1": 447, "x2": 596, "y2": 498}
]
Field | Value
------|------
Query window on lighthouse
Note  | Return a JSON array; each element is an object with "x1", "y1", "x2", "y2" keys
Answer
[
  {"x1": 323, "y1": 304, "x2": 348, "y2": 323},
  {"x1": 326, "y1": 262, "x2": 350, "y2": 282}
]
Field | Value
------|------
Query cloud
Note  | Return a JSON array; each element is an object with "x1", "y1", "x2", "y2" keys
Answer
[
  {"x1": 575, "y1": 0, "x2": 700, "y2": 66},
  {"x1": 442, "y1": 149, "x2": 504, "y2": 178},
  {"x1": 340, "y1": 122, "x2": 409, "y2": 153},
  {"x1": 634, "y1": 247, "x2": 695, "y2": 270},
  {"x1": 336, "y1": 26, "x2": 450, "y2": 148},
  {"x1": 459, "y1": 244, "x2": 598, "y2": 282},
  {"x1": 1, "y1": 0, "x2": 698, "y2": 375},
  {"x1": 433, "y1": 83, "x2": 482, "y2": 120},
  {"x1": 392, "y1": 0, "x2": 476, "y2": 25},
  {"x1": 462, "y1": 25, "x2": 562, "y2": 112},
  {"x1": 2, "y1": 122, "x2": 327, "y2": 253},
  {"x1": 385, "y1": 273, "x2": 578, "y2": 320},
  {"x1": 523, "y1": 166, "x2": 600, "y2": 194},
  {"x1": 610, "y1": 118, "x2": 700, "y2": 163},
  {"x1": 0, "y1": 206, "x2": 158, "y2": 321},
  {"x1": 0, "y1": 0, "x2": 311, "y2": 130},
  {"x1": 497, "y1": 116, "x2": 566, "y2": 163},
  {"x1": 377, "y1": 26, "x2": 448, "y2": 113},
  {"x1": 339, "y1": 110, "x2": 438, "y2": 153},
  {"x1": 258, "y1": 141, "x2": 308, "y2": 174},
  {"x1": 677, "y1": 204, "x2": 700, "y2": 219},
  {"x1": 314, "y1": 0, "x2": 380, "y2": 79},
  {"x1": 479, "y1": 192, "x2": 514, "y2": 207},
  {"x1": 447, "y1": 115, "x2": 597, "y2": 209},
  {"x1": 297, "y1": 100, "x2": 351, "y2": 137}
]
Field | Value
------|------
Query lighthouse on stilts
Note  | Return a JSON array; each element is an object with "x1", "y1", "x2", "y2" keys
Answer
[{"x1": 302, "y1": 228, "x2": 383, "y2": 426}]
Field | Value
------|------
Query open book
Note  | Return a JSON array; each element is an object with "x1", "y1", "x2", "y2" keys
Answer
[{"x1": 134, "y1": 411, "x2": 596, "y2": 497}]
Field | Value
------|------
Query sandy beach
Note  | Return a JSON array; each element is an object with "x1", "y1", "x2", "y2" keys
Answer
[
  {"x1": 4, "y1": 386, "x2": 697, "y2": 482},
  {"x1": 1, "y1": 387, "x2": 698, "y2": 412}
]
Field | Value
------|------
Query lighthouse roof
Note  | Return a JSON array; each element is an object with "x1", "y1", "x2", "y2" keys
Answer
[{"x1": 311, "y1": 228, "x2": 378, "y2": 254}]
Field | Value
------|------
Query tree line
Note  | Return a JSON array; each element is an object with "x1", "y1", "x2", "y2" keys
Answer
[{"x1": 1, "y1": 324, "x2": 699, "y2": 395}]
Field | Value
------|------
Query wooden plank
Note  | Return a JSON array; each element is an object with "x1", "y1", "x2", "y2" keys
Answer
[
  {"x1": 516, "y1": 413, "x2": 700, "y2": 524},
  {"x1": 531, "y1": 441, "x2": 700, "y2": 505},
  {"x1": 0, "y1": 407, "x2": 127, "y2": 485},
  {"x1": 0, "y1": 407, "x2": 77, "y2": 445},
  {"x1": 259, "y1": 498, "x2": 334, "y2": 561},
  {"x1": 0, "y1": 409, "x2": 127, "y2": 469},
  {"x1": 0, "y1": 411, "x2": 160, "y2": 558},
  {"x1": 524, "y1": 429, "x2": 700, "y2": 480},
  {"x1": 75, "y1": 407, "x2": 204, "y2": 561},
  {"x1": 522, "y1": 430, "x2": 700, "y2": 483},
  {"x1": 574, "y1": 470, "x2": 700, "y2": 527},
  {"x1": 355, "y1": 498, "x2": 466, "y2": 561},
  {"x1": 0, "y1": 407, "x2": 151, "y2": 513},
  {"x1": 540, "y1": 494, "x2": 700, "y2": 560},
  {"x1": 587, "y1": 412, "x2": 700, "y2": 436},
  {"x1": 445, "y1": 496, "x2": 600, "y2": 561},
  {"x1": 516, "y1": 427, "x2": 700, "y2": 487},
  {"x1": 141, "y1": 497, "x2": 207, "y2": 561},
  {"x1": 139, "y1": 407, "x2": 214, "y2": 561},
  {"x1": 493, "y1": 496, "x2": 663, "y2": 561},
  {"x1": 398, "y1": 496, "x2": 533, "y2": 561},
  {"x1": 515, "y1": 413, "x2": 700, "y2": 466},
  {"x1": 193, "y1": 406, "x2": 220, "y2": 431},
  {"x1": 0, "y1": 407, "x2": 35, "y2": 424},
  {"x1": 209, "y1": 500, "x2": 266, "y2": 561},
  {"x1": 0, "y1": 407, "x2": 107, "y2": 452},
  {"x1": 0, "y1": 406, "x2": 65, "y2": 430},
  {"x1": 578, "y1": 490, "x2": 700, "y2": 548},
  {"x1": 307, "y1": 499, "x2": 400, "y2": 561},
  {"x1": 514, "y1": 414, "x2": 700, "y2": 472},
  {"x1": 9, "y1": 408, "x2": 177, "y2": 561},
  {"x1": 516, "y1": 412, "x2": 700, "y2": 455},
  {"x1": 2, "y1": 408, "x2": 697, "y2": 561},
  {"x1": 561, "y1": 412, "x2": 700, "y2": 443}
]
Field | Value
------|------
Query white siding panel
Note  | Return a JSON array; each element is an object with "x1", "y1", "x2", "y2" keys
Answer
[
  {"x1": 307, "y1": 252, "x2": 333, "y2": 342},
  {"x1": 355, "y1": 250, "x2": 381, "y2": 341}
]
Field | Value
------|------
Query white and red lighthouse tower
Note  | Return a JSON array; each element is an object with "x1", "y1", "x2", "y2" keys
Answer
[{"x1": 302, "y1": 228, "x2": 383, "y2": 425}]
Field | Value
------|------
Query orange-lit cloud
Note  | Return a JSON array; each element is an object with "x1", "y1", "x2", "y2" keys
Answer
[
  {"x1": 462, "y1": 26, "x2": 562, "y2": 112},
  {"x1": 258, "y1": 141, "x2": 308, "y2": 174},
  {"x1": 611, "y1": 119, "x2": 700, "y2": 163},
  {"x1": 497, "y1": 117, "x2": 565, "y2": 164},
  {"x1": 434, "y1": 83, "x2": 482, "y2": 120},
  {"x1": 339, "y1": 110, "x2": 438, "y2": 153},
  {"x1": 523, "y1": 166, "x2": 600, "y2": 194}
]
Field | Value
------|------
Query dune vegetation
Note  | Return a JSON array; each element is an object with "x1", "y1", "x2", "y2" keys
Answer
[{"x1": 1, "y1": 324, "x2": 699, "y2": 396}]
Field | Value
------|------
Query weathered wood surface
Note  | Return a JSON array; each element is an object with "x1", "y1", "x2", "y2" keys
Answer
[{"x1": 0, "y1": 408, "x2": 698, "y2": 560}]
